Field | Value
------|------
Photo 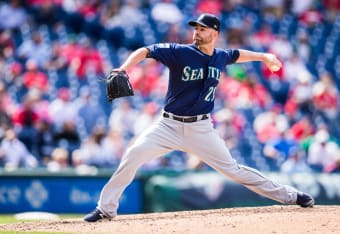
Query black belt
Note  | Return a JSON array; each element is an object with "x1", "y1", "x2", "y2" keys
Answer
[{"x1": 163, "y1": 112, "x2": 209, "y2": 123}]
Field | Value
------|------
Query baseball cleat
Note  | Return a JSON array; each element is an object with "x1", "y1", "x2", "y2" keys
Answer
[
  {"x1": 296, "y1": 192, "x2": 314, "y2": 208},
  {"x1": 83, "y1": 209, "x2": 110, "y2": 222}
]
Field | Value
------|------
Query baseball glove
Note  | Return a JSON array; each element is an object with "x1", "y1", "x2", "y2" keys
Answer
[{"x1": 106, "y1": 70, "x2": 134, "y2": 102}]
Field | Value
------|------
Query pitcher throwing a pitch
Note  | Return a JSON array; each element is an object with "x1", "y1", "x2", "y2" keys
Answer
[{"x1": 84, "y1": 13, "x2": 314, "y2": 222}]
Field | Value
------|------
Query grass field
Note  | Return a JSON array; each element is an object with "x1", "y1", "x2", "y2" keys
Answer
[
  {"x1": 0, "y1": 214, "x2": 82, "y2": 224},
  {"x1": 0, "y1": 216, "x2": 18, "y2": 224}
]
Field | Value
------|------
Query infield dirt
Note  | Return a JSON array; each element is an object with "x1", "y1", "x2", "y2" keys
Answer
[{"x1": 1, "y1": 205, "x2": 339, "y2": 234}]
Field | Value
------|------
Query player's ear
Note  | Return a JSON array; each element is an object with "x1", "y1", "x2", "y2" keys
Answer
[{"x1": 213, "y1": 30, "x2": 219, "y2": 38}]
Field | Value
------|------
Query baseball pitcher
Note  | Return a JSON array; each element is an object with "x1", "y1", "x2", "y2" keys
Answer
[{"x1": 84, "y1": 13, "x2": 314, "y2": 222}]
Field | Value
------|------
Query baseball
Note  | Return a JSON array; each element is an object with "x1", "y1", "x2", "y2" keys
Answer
[{"x1": 270, "y1": 64, "x2": 281, "y2": 72}]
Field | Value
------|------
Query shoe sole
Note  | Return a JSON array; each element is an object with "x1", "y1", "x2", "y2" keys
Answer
[
  {"x1": 301, "y1": 199, "x2": 315, "y2": 208},
  {"x1": 84, "y1": 216, "x2": 112, "y2": 222}
]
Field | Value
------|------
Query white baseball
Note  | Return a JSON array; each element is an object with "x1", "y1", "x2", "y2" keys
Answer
[{"x1": 270, "y1": 64, "x2": 281, "y2": 71}]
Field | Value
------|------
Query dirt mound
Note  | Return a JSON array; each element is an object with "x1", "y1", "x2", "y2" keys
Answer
[{"x1": 1, "y1": 205, "x2": 339, "y2": 234}]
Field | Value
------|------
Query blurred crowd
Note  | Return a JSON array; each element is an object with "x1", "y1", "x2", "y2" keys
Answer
[{"x1": 0, "y1": 0, "x2": 339, "y2": 174}]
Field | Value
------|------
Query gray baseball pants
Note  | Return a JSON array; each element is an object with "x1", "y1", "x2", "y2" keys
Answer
[{"x1": 97, "y1": 114, "x2": 298, "y2": 217}]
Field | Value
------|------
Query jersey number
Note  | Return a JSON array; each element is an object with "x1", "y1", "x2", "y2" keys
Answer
[{"x1": 205, "y1": 87, "x2": 216, "y2": 102}]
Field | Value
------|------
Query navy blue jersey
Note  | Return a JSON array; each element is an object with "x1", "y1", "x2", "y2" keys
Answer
[{"x1": 146, "y1": 43, "x2": 239, "y2": 116}]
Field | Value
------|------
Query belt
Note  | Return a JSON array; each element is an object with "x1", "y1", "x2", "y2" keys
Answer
[{"x1": 163, "y1": 112, "x2": 209, "y2": 123}]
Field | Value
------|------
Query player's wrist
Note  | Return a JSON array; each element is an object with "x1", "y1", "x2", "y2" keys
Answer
[
  {"x1": 113, "y1": 68, "x2": 126, "y2": 72},
  {"x1": 260, "y1": 52, "x2": 267, "y2": 62}
]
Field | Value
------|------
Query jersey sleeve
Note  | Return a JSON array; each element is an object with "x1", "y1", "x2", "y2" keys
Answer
[
  {"x1": 225, "y1": 49, "x2": 240, "y2": 65},
  {"x1": 145, "y1": 43, "x2": 177, "y2": 67}
]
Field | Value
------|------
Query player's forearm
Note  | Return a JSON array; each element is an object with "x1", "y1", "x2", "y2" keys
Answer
[
  {"x1": 119, "y1": 47, "x2": 149, "y2": 70},
  {"x1": 236, "y1": 49, "x2": 282, "y2": 72},
  {"x1": 236, "y1": 49, "x2": 265, "y2": 63}
]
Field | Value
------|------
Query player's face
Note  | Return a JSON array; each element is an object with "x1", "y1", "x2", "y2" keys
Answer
[{"x1": 192, "y1": 25, "x2": 215, "y2": 46}]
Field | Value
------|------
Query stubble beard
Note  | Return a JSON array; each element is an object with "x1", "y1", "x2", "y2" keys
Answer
[{"x1": 193, "y1": 35, "x2": 213, "y2": 47}]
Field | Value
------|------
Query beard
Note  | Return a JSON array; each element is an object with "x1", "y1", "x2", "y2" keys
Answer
[{"x1": 193, "y1": 34, "x2": 213, "y2": 46}]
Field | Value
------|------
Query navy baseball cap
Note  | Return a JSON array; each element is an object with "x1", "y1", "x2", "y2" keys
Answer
[{"x1": 188, "y1": 13, "x2": 220, "y2": 32}]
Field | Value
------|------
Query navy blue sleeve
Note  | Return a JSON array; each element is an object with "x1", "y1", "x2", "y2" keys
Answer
[
  {"x1": 225, "y1": 49, "x2": 240, "y2": 65},
  {"x1": 145, "y1": 43, "x2": 177, "y2": 67}
]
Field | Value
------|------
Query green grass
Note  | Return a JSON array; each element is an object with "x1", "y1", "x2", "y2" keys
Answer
[
  {"x1": 0, "y1": 214, "x2": 82, "y2": 224},
  {"x1": 0, "y1": 215, "x2": 20, "y2": 224}
]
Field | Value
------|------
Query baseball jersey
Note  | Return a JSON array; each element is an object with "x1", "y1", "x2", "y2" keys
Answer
[{"x1": 146, "y1": 43, "x2": 239, "y2": 116}]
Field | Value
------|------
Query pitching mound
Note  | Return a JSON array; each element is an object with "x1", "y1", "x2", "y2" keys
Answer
[{"x1": 1, "y1": 205, "x2": 339, "y2": 233}]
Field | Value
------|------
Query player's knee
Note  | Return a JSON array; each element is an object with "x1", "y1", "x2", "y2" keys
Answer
[{"x1": 122, "y1": 143, "x2": 150, "y2": 163}]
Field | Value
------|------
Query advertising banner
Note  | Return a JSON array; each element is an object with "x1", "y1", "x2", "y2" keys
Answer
[
  {"x1": 144, "y1": 172, "x2": 340, "y2": 212},
  {"x1": 0, "y1": 176, "x2": 142, "y2": 214}
]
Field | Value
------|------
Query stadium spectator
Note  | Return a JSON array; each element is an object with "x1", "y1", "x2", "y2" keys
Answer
[
  {"x1": 117, "y1": 0, "x2": 146, "y2": 50},
  {"x1": 250, "y1": 24, "x2": 276, "y2": 51},
  {"x1": 219, "y1": 71, "x2": 273, "y2": 109},
  {"x1": 2, "y1": 61, "x2": 24, "y2": 95},
  {"x1": 100, "y1": 129, "x2": 126, "y2": 165},
  {"x1": 0, "y1": 30, "x2": 15, "y2": 58},
  {"x1": 0, "y1": 81, "x2": 16, "y2": 118},
  {"x1": 133, "y1": 102, "x2": 159, "y2": 136},
  {"x1": 129, "y1": 59, "x2": 163, "y2": 98},
  {"x1": 253, "y1": 104, "x2": 289, "y2": 143},
  {"x1": 60, "y1": 36, "x2": 104, "y2": 79},
  {"x1": 100, "y1": 0, "x2": 145, "y2": 50},
  {"x1": 283, "y1": 53, "x2": 309, "y2": 85},
  {"x1": 36, "y1": 119, "x2": 55, "y2": 164},
  {"x1": 289, "y1": 116, "x2": 315, "y2": 142},
  {"x1": 80, "y1": 1, "x2": 103, "y2": 41},
  {"x1": 312, "y1": 72, "x2": 339, "y2": 120},
  {"x1": 48, "y1": 87, "x2": 78, "y2": 128},
  {"x1": 269, "y1": 35, "x2": 293, "y2": 60},
  {"x1": 108, "y1": 99, "x2": 137, "y2": 139},
  {"x1": 225, "y1": 23, "x2": 246, "y2": 48},
  {"x1": 0, "y1": 128, "x2": 38, "y2": 169},
  {"x1": 294, "y1": 29, "x2": 311, "y2": 62},
  {"x1": 99, "y1": 1, "x2": 125, "y2": 49},
  {"x1": 44, "y1": 41, "x2": 68, "y2": 72},
  {"x1": 151, "y1": 0, "x2": 183, "y2": 25},
  {"x1": 53, "y1": 120, "x2": 81, "y2": 164},
  {"x1": 76, "y1": 86, "x2": 107, "y2": 136},
  {"x1": 324, "y1": 156, "x2": 340, "y2": 173},
  {"x1": 280, "y1": 147, "x2": 312, "y2": 173},
  {"x1": 72, "y1": 130, "x2": 124, "y2": 169},
  {"x1": 195, "y1": 0, "x2": 223, "y2": 16},
  {"x1": 284, "y1": 70, "x2": 314, "y2": 118},
  {"x1": 307, "y1": 128, "x2": 339, "y2": 172},
  {"x1": 0, "y1": 0, "x2": 27, "y2": 31},
  {"x1": 323, "y1": 0, "x2": 340, "y2": 21},
  {"x1": 59, "y1": 0, "x2": 86, "y2": 34},
  {"x1": 12, "y1": 91, "x2": 41, "y2": 153},
  {"x1": 73, "y1": 126, "x2": 108, "y2": 167},
  {"x1": 213, "y1": 100, "x2": 246, "y2": 148},
  {"x1": 22, "y1": 59, "x2": 49, "y2": 92},
  {"x1": 290, "y1": 0, "x2": 314, "y2": 15},
  {"x1": 17, "y1": 31, "x2": 51, "y2": 68},
  {"x1": 47, "y1": 147, "x2": 69, "y2": 172},
  {"x1": 76, "y1": 38, "x2": 105, "y2": 78},
  {"x1": 59, "y1": 37, "x2": 84, "y2": 77},
  {"x1": 164, "y1": 23, "x2": 183, "y2": 43},
  {"x1": 28, "y1": 0, "x2": 62, "y2": 28},
  {"x1": 0, "y1": 92, "x2": 13, "y2": 140},
  {"x1": 298, "y1": 5, "x2": 323, "y2": 28},
  {"x1": 25, "y1": 88, "x2": 51, "y2": 124},
  {"x1": 261, "y1": 0, "x2": 285, "y2": 19},
  {"x1": 263, "y1": 129, "x2": 299, "y2": 170}
]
